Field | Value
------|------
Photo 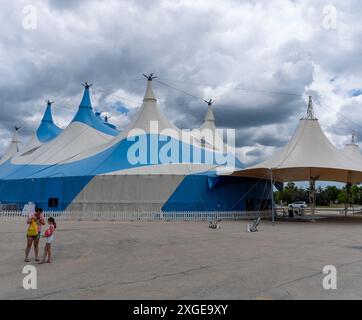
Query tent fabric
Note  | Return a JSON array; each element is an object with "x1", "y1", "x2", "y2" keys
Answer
[
  {"x1": 68, "y1": 174, "x2": 270, "y2": 212},
  {"x1": 12, "y1": 85, "x2": 117, "y2": 166},
  {"x1": 62, "y1": 78, "x2": 182, "y2": 163},
  {"x1": 198, "y1": 104, "x2": 228, "y2": 152},
  {"x1": 342, "y1": 135, "x2": 362, "y2": 165},
  {"x1": 71, "y1": 85, "x2": 118, "y2": 136},
  {"x1": 0, "y1": 129, "x2": 20, "y2": 164},
  {"x1": 235, "y1": 98, "x2": 362, "y2": 184},
  {"x1": 36, "y1": 101, "x2": 63, "y2": 143},
  {"x1": 125, "y1": 78, "x2": 178, "y2": 134},
  {"x1": 199, "y1": 104, "x2": 216, "y2": 132},
  {"x1": 13, "y1": 102, "x2": 63, "y2": 158},
  {"x1": 95, "y1": 112, "x2": 118, "y2": 131}
]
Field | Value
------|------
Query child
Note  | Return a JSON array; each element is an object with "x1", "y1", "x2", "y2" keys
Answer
[{"x1": 39, "y1": 217, "x2": 56, "y2": 264}]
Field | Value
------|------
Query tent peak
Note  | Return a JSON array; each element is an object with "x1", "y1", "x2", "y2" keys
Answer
[
  {"x1": 12, "y1": 126, "x2": 21, "y2": 143},
  {"x1": 79, "y1": 82, "x2": 93, "y2": 109},
  {"x1": 204, "y1": 98, "x2": 214, "y2": 107},
  {"x1": 42, "y1": 100, "x2": 55, "y2": 123},
  {"x1": 142, "y1": 73, "x2": 157, "y2": 102},
  {"x1": 203, "y1": 100, "x2": 215, "y2": 123},
  {"x1": 82, "y1": 81, "x2": 93, "y2": 89},
  {"x1": 350, "y1": 132, "x2": 357, "y2": 145},
  {"x1": 36, "y1": 101, "x2": 63, "y2": 143},
  {"x1": 143, "y1": 73, "x2": 157, "y2": 81},
  {"x1": 70, "y1": 83, "x2": 118, "y2": 136},
  {"x1": 302, "y1": 96, "x2": 317, "y2": 120}
]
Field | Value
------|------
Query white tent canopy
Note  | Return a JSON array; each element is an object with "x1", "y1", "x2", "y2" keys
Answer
[
  {"x1": 126, "y1": 74, "x2": 178, "y2": 136},
  {"x1": 235, "y1": 97, "x2": 362, "y2": 184},
  {"x1": 197, "y1": 101, "x2": 225, "y2": 152}
]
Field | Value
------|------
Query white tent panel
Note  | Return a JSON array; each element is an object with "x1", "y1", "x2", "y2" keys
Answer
[
  {"x1": 68, "y1": 174, "x2": 185, "y2": 212},
  {"x1": 0, "y1": 130, "x2": 21, "y2": 164},
  {"x1": 13, "y1": 122, "x2": 114, "y2": 165}
]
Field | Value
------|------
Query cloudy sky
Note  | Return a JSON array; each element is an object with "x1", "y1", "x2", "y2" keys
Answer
[{"x1": 1, "y1": 0, "x2": 362, "y2": 165}]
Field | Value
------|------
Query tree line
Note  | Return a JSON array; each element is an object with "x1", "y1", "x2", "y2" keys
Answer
[{"x1": 275, "y1": 182, "x2": 362, "y2": 206}]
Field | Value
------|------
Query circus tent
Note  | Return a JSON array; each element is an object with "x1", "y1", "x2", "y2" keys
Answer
[{"x1": 0, "y1": 76, "x2": 269, "y2": 212}]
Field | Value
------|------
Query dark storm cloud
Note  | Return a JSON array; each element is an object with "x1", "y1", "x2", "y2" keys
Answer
[
  {"x1": 328, "y1": 98, "x2": 362, "y2": 143},
  {"x1": 245, "y1": 149, "x2": 264, "y2": 157}
]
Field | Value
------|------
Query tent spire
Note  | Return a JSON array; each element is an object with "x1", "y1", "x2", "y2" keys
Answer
[
  {"x1": 70, "y1": 82, "x2": 118, "y2": 136},
  {"x1": 204, "y1": 99, "x2": 214, "y2": 107},
  {"x1": 42, "y1": 100, "x2": 55, "y2": 123},
  {"x1": 124, "y1": 73, "x2": 176, "y2": 133},
  {"x1": 13, "y1": 126, "x2": 21, "y2": 143},
  {"x1": 202, "y1": 99, "x2": 215, "y2": 122},
  {"x1": 0, "y1": 126, "x2": 21, "y2": 161},
  {"x1": 36, "y1": 100, "x2": 63, "y2": 143},
  {"x1": 351, "y1": 131, "x2": 357, "y2": 145},
  {"x1": 79, "y1": 82, "x2": 93, "y2": 109},
  {"x1": 303, "y1": 96, "x2": 317, "y2": 120},
  {"x1": 142, "y1": 73, "x2": 157, "y2": 102}
]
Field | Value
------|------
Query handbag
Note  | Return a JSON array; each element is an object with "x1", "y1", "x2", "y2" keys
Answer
[{"x1": 27, "y1": 219, "x2": 39, "y2": 237}]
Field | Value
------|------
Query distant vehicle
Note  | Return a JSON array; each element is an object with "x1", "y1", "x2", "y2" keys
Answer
[{"x1": 288, "y1": 201, "x2": 307, "y2": 209}]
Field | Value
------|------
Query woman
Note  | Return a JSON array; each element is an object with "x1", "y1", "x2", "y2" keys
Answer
[{"x1": 25, "y1": 207, "x2": 45, "y2": 262}]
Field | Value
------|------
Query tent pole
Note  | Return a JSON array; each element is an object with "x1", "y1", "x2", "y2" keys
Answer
[
  {"x1": 270, "y1": 169, "x2": 275, "y2": 225},
  {"x1": 345, "y1": 182, "x2": 352, "y2": 217},
  {"x1": 309, "y1": 178, "x2": 316, "y2": 219}
]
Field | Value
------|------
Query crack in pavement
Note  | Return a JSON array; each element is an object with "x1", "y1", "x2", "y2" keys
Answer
[
  {"x1": 27, "y1": 265, "x2": 209, "y2": 300},
  {"x1": 19, "y1": 254, "x2": 269, "y2": 300},
  {"x1": 260, "y1": 257, "x2": 362, "y2": 298}
]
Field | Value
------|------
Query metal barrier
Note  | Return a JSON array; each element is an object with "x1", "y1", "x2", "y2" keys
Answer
[{"x1": 0, "y1": 210, "x2": 272, "y2": 222}]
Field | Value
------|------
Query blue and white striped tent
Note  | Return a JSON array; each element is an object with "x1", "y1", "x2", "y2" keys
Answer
[{"x1": 0, "y1": 78, "x2": 271, "y2": 211}]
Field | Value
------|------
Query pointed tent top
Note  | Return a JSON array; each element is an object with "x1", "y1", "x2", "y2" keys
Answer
[
  {"x1": 302, "y1": 96, "x2": 317, "y2": 120},
  {"x1": 71, "y1": 83, "x2": 118, "y2": 136},
  {"x1": 351, "y1": 132, "x2": 357, "y2": 145},
  {"x1": 82, "y1": 81, "x2": 93, "y2": 88},
  {"x1": 343, "y1": 132, "x2": 358, "y2": 147},
  {"x1": 203, "y1": 99, "x2": 215, "y2": 122},
  {"x1": 143, "y1": 74, "x2": 157, "y2": 102},
  {"x1": 41, "y1": 100, "x2": 55, "y2": 123},
  {"x1": 198, "y1": 99, "x2": 226, "y2": 151},
  {"x1": 123, "y1": 74, "x2": 177, "y2": 134},
  {"x1": 79, "y1": 82, "x2": 93, "y2": 109},
  {"x1": 0, "y1": 127, "x2": 21, "y2": 162},
  {"x1": 12, "y1": 126, "x2": 21, "y2": 143},
  {"x1": 36, "y1": 101, "x2": 63, "y2": 143},
  {"x1": 343, "y1": 132, "x2": 362, "y2": 163},
  {"x1": 205, "y1": 105, "x2": 215, "y2": 122},
  {"x1": 204, "y1": 99, "x2": 214, "y2": 107}
]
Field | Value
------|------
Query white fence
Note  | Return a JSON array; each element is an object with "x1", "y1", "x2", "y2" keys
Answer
[
  {"x1": 275, "y1": 206, "x2": 362, "y2": 216},
  {"x1": 0, "y1": 210, "x2": 272, "y2": 222}
]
